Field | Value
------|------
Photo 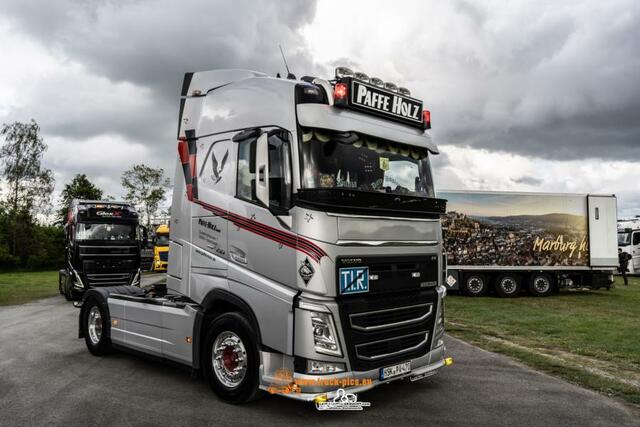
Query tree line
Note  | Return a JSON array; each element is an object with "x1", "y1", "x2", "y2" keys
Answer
[{"x1": 0, "y1": 120, "x2": 171, "y2": 271}]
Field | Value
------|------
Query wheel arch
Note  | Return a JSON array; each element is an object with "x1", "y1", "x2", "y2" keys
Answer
[{"x1": 193, "y1": 289, "x2": 263, "y2": 370}]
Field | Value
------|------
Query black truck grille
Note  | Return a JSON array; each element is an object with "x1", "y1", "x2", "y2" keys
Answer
[
  {"x1": 336, "y1": 255, "x2": 439, "y2": 371},
  {"x1": 86, "y1": 273, "x2": 132, "y2": 287}
]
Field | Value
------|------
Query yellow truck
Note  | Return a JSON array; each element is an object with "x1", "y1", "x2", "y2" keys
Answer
[{"x1": 153, "y1": 224, "x2": 170, "y2": 271}]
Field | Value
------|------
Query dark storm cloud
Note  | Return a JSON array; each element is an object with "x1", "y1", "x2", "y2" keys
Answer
[
  {"x1": 0, "y1": 0, "x2": 318, "y2": 143},
  {"x1": 418, "y1": 1, "x2": 640, "y2": 161}
]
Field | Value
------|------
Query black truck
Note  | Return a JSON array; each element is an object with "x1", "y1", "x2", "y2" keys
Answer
[{"x1": 59, "y1": 200, "x2": 142, "y2": 301}]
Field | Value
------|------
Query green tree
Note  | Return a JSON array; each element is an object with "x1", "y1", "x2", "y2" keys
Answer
[
  {"x1": 58, "y1": 174, "x2": 104, "y2": 225},
  {"x1": 0, "y1": 120, "x2": 55, "y2": 259},
  {"x1": 0, "y1": 120, "x2": 54, "y2": 214},
  {"x1": 121, "y1": 164, "x2": 170, "y2": 228}
]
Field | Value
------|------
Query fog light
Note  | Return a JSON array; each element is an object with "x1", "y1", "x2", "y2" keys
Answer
[
  {"x1": 307, "y1": 359, "x2": 346, "y2": 374},
  {"x1": 444, "y1": 357, "x2": 454, "y2": 366}
]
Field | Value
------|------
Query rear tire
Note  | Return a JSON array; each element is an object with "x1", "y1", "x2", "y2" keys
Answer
[
  {"x1": 528, "y1": 273, "x2": 554, "y2": 297},
  {"x1": 203, "y1": 312, "x2": 261, "y2": 404},
  {"x1": 495, "y1": 274, "x2": 521, "y2": 298},
  {"x1": 82, "y1": 297, "x2": 113, "y2": 356},
  {"x1": 462, "y1": 274, "x2": 488, "y2": 297}
]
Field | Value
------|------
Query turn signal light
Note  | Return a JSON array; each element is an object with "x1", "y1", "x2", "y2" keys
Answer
[{"x1": 423, "y1": 110, "x2": 431, "y2": 129}]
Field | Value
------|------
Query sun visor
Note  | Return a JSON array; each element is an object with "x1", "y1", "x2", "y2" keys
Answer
[{"x1": 296, "y1": 104, "x2": 439, "y2": 154}]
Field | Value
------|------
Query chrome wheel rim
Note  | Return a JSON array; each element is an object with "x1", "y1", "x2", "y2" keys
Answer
[
  {"x1": 467, "y1": 277, "x2": 484, "y2": 294},
  {"x1": 88, "y1": 306, "x2": 102, "y2": 345},
  {"x1": 500, "y1": 277, "x2": 517, "y2": 294},
  {"x1": 533, "y1": 277, "x2": 551, "y2": 294},
  {"x1": 212, "y1": 331, "x2": 247, "y2": 388}
]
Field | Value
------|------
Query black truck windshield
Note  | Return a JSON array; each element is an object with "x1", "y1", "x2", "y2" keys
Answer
[
  {"x1": 299, "y1": 128, "x2": 435, "y2": 198},
  {"x1": 76, "y1": 223, "x2": 136, "y2": 241}
]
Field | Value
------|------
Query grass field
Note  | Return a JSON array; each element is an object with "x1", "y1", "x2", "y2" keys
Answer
[
  {"x1": 446, "y1": 276, "x2": 640, "y2": 405},
  {"x1": 0, "y1": 270, "x2": 59, "y2": 306}
]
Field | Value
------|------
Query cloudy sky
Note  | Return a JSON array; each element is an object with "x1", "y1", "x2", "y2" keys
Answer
[{"x1": 1, "y1": 0, "x2": 639, "y2": 217}]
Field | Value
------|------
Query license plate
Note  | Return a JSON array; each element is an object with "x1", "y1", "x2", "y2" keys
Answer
[{"x1": 380, "y1": 361, "x2": 411, "y2": 380}]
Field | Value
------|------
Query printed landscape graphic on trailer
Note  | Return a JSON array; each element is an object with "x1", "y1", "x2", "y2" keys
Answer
[{"x1": 440, "y1": 191, "x2": 589, "y2": 267}]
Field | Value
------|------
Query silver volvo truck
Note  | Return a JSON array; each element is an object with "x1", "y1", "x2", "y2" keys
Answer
[{"x1": 78, "y1": 67, "x2": 451, "y2": 403}]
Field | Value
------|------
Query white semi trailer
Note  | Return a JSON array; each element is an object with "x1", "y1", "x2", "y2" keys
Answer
[
  {"x1": 78, "y1": 67, "x2": 451, "y2": 403},
  {"x1": 439, "y1": 190, "x2": 618, "y2": 297}
]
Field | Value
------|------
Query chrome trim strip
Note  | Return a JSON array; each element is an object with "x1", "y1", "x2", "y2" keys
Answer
[
  {"x1": 337, "y1": 240, "x2": 438, "y2": 247},
  {"x1": 355, "y1": 331, "x2": 429, "y2": 361},
  {"x1": 327, "y1": 212, "x2": 439, "y2": 222},
  {"x1": 349, "y1": 303, "x2": 433, "y2": 332}
]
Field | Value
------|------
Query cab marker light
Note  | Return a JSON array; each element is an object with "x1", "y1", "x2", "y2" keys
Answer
[
  {"x1": 334, "y1": 82, "x2": 348, "y2": 100},
  {"x1": 444, "y1": 357, "x2": 454, "y2": 366},
  {"x1": 335, "y1": 66, "x2": 354, "y2": 79},
  {"x1": 112, "y1": 320, "x2": 118, "y2": 327},
  {"x1": 186, "y1": 336, "x2": 192, "y2": 344},
  {"x1": 370, "y1": 77, "x2": 384, "y2": 87},
  {"x1": 423, "y1": 110, "x2": 432, "y2": 130},
  {"x1": 384, "y1": 82, "x2": 398, "y2": 92},
  {"x1": 354, "y1": 71, "x2": 370, "y2": 82}
]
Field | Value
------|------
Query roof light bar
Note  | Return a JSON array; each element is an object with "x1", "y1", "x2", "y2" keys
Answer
[
  {"x1": 384, "y1": 82, "x2": 398, "y2": 92},
  {"x1": 398, "y1": 87, "x2": 411, "y2": 96}
]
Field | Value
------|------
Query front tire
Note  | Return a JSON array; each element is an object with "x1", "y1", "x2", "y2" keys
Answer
[
  {"x1": 82, "y1": 297, "x2": 113, "y2": 356},
  {"x1": 204, "y1": 312, "x2": 261, "y2": 404},
  {"x1": 462, "y1": 274, "x2": 488, "y2": 297},
  {"x1": 495, "y1": 274, "x2": 521, "y2": 298}
]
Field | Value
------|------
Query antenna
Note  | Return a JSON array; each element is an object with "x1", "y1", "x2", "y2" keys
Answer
[{"x1": 279, "y1": 45, "x2": 296, "y2": 80}]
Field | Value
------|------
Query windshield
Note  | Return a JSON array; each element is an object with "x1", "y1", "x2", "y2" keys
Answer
[
  {"x1": 618, "y1": 232, "x2": 631, "y2": 246},
  {"x1": 76, "y1": 223, "x2": 136, "y2": 241},
  {"x1": 299, "y1": 128, "x2": 435, "y2": 198},
  {"x1": 156, "y1": 234, "x2": 170, "y2": 246}
]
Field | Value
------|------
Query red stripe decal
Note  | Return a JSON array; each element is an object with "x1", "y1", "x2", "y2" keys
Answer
[
  {"x1": 194, "y1": 199, "x2": 326, "y2": 262},
  {"x1": 178, "y1": 140, "x2": 189, "y2": 163}
]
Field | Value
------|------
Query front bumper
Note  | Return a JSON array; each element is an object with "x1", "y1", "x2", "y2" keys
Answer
[{"x1": 261, "y1": 343, "x2": 447, "y2": 401}]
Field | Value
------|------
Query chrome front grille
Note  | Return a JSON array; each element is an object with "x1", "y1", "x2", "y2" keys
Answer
[
  {"x1": 355, "y1": 331, "x2": 429, "y2": 361},
  {"x1": 349, "y1": 303, "x2": 433, "y2": 332}
]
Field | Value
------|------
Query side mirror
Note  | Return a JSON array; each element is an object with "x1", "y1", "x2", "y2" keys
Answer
[{"x1": 255, "y1": 133, "x2": 269, "y2": 207}]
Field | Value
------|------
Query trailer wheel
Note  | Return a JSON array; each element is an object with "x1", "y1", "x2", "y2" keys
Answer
[
  {"x1": 528, "y1": 274, "x2": 554, "y2": 297},
  {"x1": 495, "y1": 274, "x2": 521, "y2": 298},
  {"x1": 462, "y1": 274, "x2": 488, "y2": 296},
  {"x1": 82, "y1": 297, "x2": 113, "y2": 356},
  {"x1": 204, "y1": 312, "x2": 261, "y2": 404}
]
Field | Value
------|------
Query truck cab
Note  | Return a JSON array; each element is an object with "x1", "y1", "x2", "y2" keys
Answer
[
  {"x1": 153, "y1": 224, "x2": 170, "y2": 271},
  {"x1": 79, "y1": 68, "x2": 450, "y2": 403},
  {"x1": 618, "y1": 219, "x2": 640, "y2": 274},
  {"x1": 60, "y1": 200, "x2": 141, "y2": 300}
]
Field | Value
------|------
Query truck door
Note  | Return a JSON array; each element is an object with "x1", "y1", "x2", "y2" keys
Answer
[
  {"x1": 227, "y1": 129, "x2": 296, "y2": 282},
  {"x1": 588, "y1": 195, "x2": 618, "y2": 267},
  {"x1": 632, "y1": 231, "x2": 640, "y2": 271},
  {"x1": 189, "y1": 136, "x2": 233, "y2": 302}
]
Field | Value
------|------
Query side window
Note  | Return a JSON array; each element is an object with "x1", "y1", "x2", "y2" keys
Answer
[
  {"x1": 268, "y1": 133, "x2": 292, "y2": 210},
  {"x1": 236, "y1": 138, "x2": 256, "y2": 202},
  {"x1": 199, "y1": 139, "x2": 233, "y2": 195},
  {"x1": 235, "y1": 130, "x2": 292, "y2": 211},
  {"x1": 633, "y1": 232, "x2": 640, "y2": 246}
]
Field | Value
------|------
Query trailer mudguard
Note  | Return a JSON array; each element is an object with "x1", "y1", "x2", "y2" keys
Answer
[{"x1": 78, "y1": 285, "x2": 146, "y2": 339}]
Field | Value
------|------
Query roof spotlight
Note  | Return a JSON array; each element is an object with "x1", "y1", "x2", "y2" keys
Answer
[
  {"x1": 354, "y1": 71, "x2": 370, "y2": 83},
  {"x1": 335, "y1": 66, "x2": 354, "y2": 79},
  {"x1": 398, "y1": 87, "x2": 411, "y2": 96},
  {"x1": 384, "y1": 82, "x2": 398, "y2": 92},
  {"x1": 370, "y1": 77, "x2": 384, "y2": 87}
]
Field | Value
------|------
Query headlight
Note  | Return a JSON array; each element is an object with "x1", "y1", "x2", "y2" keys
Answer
[
  {"x1": 307, "y1": 359, "x2": 346, "y2": 375},
  {"x1": 311, "y1": 312, "x2": 342, "y2": 357}
]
